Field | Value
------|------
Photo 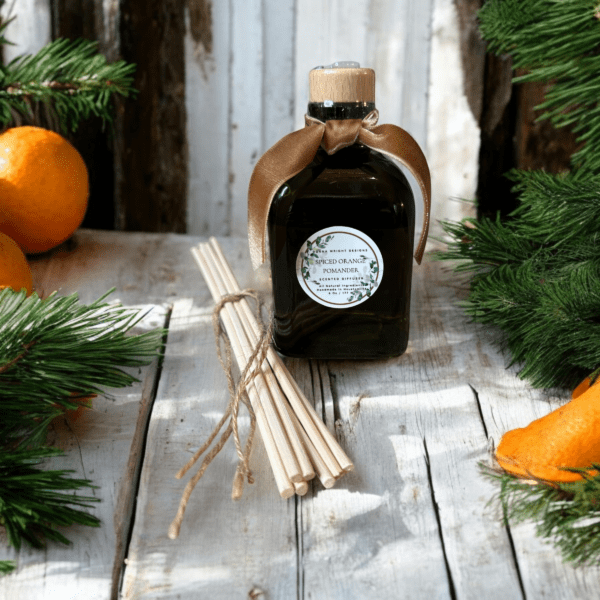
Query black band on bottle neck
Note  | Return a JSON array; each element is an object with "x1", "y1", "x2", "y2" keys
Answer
[{"x1": 307, "y1": 102, "x2": 376, "y2": 121}]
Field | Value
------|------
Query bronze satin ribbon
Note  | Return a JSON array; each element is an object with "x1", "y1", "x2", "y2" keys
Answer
[{"x1": 247, "y1": 109, "x2": 431, "y2": 270}]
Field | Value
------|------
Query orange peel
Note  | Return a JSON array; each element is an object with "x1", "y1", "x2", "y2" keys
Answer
[{"x1": 495, "y1": 377, "x2": 600, "y2": 483}]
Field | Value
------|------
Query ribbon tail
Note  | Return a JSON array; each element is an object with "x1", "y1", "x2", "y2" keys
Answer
[
  {"x1": 359, "y1": 125, "x2": 431, "y2": 264},
  {"x1": 248, "y1": 125, "x2": 325, "y2": 270}
]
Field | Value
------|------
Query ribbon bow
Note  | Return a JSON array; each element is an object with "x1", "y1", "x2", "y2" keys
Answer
[{"x1": 247, "y1": 109, "x2": 431, "y2": 269}]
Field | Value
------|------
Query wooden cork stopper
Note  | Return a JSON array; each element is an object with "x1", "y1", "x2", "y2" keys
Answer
[{"x1": 309, "y1": 67, "x2": 375, "y2": 103}]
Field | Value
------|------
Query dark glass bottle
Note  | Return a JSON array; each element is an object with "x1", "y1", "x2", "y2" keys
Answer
[{"x1": 267, "y1": 65, "x2": 415, "y2": 360}]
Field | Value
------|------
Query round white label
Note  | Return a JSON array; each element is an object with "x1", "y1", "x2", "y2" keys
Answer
[{"x1": 296, "y1": 226, "x2": 384, "y2": 308}]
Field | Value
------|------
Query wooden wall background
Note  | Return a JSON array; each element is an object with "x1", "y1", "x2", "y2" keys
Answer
[{"x1": 5, "y1": 0, "x2": 574, "y2": 244}]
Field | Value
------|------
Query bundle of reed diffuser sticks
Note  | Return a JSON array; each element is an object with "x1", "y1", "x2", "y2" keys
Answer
[{"x1": 191, "y1": 238, "x2": 353, "y2": 495}]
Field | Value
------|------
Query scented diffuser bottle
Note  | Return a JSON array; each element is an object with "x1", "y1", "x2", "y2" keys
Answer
[{"x1": 254, "y1": 62, "x2": 430, "y2": 360}]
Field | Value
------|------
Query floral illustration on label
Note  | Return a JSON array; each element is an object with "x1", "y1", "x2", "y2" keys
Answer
[{"x1": 296, "y1": 226, "x2": 384, "y2": 309}]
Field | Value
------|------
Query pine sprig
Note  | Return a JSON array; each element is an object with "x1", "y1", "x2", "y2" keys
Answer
[
  {"x1": 483, "y1": 465, "x2": 600, "y2": 566},
  {"x1": 0, "y1": 288, "x2": 164, "y2": 554},
  {"x1": 0, "y1": 34, "x2": 136, "y2": 131},
  {"x1": 508, "y1": 170, "x2": 600, "y2": 246},
  {"x1": 0, "y1": 288, "x2": 163, "y2": 446},
  {"x1": 438, "y1": 210, "x2": 600, "y2": 389},
  {"x1": 0, "y1": 445, "x2": 100, "y2": 551},
  {"x1": 478, "y1": 0, "x2": 600, "y2": 171}
]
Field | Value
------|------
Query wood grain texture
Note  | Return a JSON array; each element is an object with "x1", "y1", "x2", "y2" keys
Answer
[
  {"x1": 120, "y1": 298, "x2": 299, "y2": 599},
  {"x1": 428, "y1": 0, "x2": 479, "y2": 236},
  {"x1": 0, "y1": 306, "x2": 168, "y2": 600},
  {"x1": 228, "y1": 0, "x2": 263, "y2": 237},
  {"x1": 3, "y1": 231, "x2": 600, "y2": 599},
  {"x1": 0, "y1": 0, "x2": 51, "y2": 62},
  {"x1": 185, "y1": 0, "x2": 231, "y2": 236},
  {"x1": 28, "y1": 229, "x2": 211, "y2": 305},
  {"x1": 116, "y1": 0, "x2": 188, "y2": 233}
]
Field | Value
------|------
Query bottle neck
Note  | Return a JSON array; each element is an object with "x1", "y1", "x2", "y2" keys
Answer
[{"x1": 307, "y1": 101, "x2": 376, "y2": 121}]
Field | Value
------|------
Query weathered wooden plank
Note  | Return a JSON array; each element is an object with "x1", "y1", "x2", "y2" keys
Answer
[
  {"x1": 0, "y1": 306, "x2": 168, "y2": 600},
  {"x1": 295, "y1": 0, "x2": 428, "y2": 133},
  {"x1": 116, "y1": 0, "x2": 187, "y2": 233},
  {"x1": 185, "y1": 0, "x2": 296, "y2": 237},
  {"x1": 28, "y1": 229, "x2": 208, "y2": 305},
  {"x1": 229, "y1": 0, "x2": 263, "y2": 237},
  {"x1": 185, "y1": 0, "x2": 231, "y2": 236},
  {"x1": 262, "y1": 0, "x2": 296, "y2": 149},
  {"x1": 1, "y1": 0, "x2": 51, "y2": 62},
  {"x1": 413, "y1": 258, "x2": 600, "y2": 599},
  {"x1": 120, "y1": 297, "x2": 299, "y2": 599},
  {"x1": 289, "y1": 359, "x2": 454, "y2": 599},
  {"x1": 428, "y1": 0, "x2": 479, "y2": 233},
  {"x1": 290, "y1": 257, "x2": 524, "y2": 598}
]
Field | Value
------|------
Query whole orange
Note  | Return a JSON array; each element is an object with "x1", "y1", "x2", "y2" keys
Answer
[
  {"x1": 0, "y1": 231, "x2": 33, "y2": 294},
  {"x1": 0, "y1": 126, "x2": 89, "y2": 254}
]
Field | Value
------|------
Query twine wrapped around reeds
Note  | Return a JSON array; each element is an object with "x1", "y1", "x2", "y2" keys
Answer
[{"x1": 168, "y1": 238, "x2": 353, "y2": 539}]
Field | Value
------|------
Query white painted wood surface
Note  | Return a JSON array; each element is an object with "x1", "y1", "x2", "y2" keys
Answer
[
  {"x1": 1, "y1": 0, "x2": 51, "y2": 62},
  {"x1": 1, "y1": 229, "x2": 599, "y2": 599},
  {"x1": 4, "y1": 0, "x2": 477, "y2": 240},
  {"x1": 428, "y1": 0, "x2": 479, "y2": 232},
  {"x1": 0, "y1": 301, "x2": 168, "y2": 600}
]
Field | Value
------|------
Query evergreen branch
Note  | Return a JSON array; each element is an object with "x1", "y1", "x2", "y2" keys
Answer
[
  {"x1": 0, "y1": 37, "x2": 136, "y2": 132},
  {"x1": 0, "y1": 288, "x2": 164, "y2": 445},
  {"x1": 437, "y1": 216, "x2": 539, "y2": 273},
  {"x1": 437, "y1": 221, "x2": 600, "y2": 389},
  {"x1": 483, "y1": 464, "x2": 600, "y2": 566},
  {"x1": 0, "y1": 288, "x2": 164, "y2": 555},
  {"x1": 436, "y1": 166, "x2": 600, "y2": 390},
  {"x1": 507, "y1": 170, "x2": 600, "y2": 246},
  {"x1": 479, "y1": 0, "x2": 600, "y2": 171},
  {"x1": 0, "y1": 445, "x2": 100, "y2": 551},
  {"x1": 0, "y1": 16, "x2": 15, "y2": 48}
]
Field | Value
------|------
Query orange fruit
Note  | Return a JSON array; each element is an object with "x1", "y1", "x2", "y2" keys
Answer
[
  {"x1": 0, "y1": 231, "x2": 33, "y2": 294},
  {"x1": 0, "y1": 126, "x2": 89, "y2": 254},
  {"x1": 59, "y1": 393, "x2": 96, "y2": 422}
]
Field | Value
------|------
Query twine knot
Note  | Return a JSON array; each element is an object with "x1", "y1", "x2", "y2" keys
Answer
[{"x1": 168, "y1": 289, "x2": 272, "y2": 540}]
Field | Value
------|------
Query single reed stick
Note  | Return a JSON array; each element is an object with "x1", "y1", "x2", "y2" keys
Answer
[
  {"x1": 207, "y1": 237, "x2": 354, "y2": 474},
  {"x1": 294, "y1": 481, "x2": 309, "y2": 496},
  {"x1": 192, "y1": 247, "x2": 295, "y2": 498},
  {"x1": 203, "y1": 244, "x2": 315, "y2": 482}
]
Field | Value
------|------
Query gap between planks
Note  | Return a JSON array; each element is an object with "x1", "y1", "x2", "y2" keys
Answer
[{"x1": 112, "y1": 305, "x2": 174, "y2": 600}]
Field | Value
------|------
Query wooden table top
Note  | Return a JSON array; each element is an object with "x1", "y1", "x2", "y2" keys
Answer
[{"x1": 1, "y1": 229, "x2": 598, "y2": 600}]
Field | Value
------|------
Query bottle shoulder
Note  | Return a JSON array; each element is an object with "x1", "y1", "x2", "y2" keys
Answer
[{"x1": 272, "y1": 144, "x2": 413, "y2": 208}]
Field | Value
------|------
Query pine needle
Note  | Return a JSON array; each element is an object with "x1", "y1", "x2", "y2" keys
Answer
[
  {"x1": 0, "y1": 22, "x2": 136, "y2": 131},
  {"x1": 0, "y1": 561, "x2": 16, "y2": 575},
  {"x1": 483, "y1": 465, "x2": 600, "y2": 566},
  {"x1": 0, "y1": 446, "x2": 100, "y2": 550},
  {"x1": 0, "y1": 289, "x2": 164, "y2": 553},
  {"x1": 479, "y1": 0, "x2": 600, "y2": 171}
]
